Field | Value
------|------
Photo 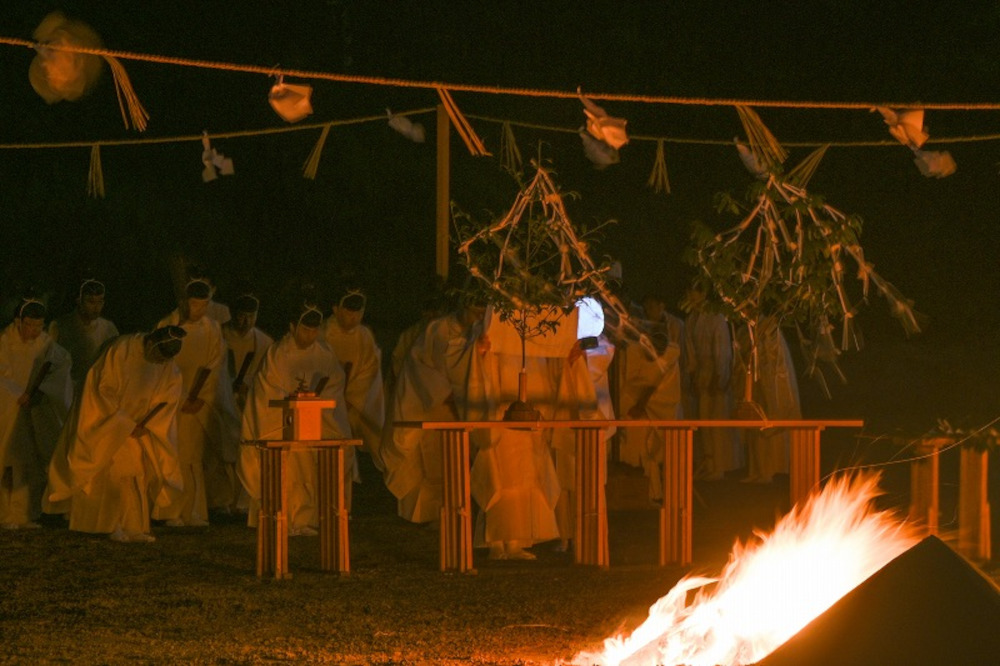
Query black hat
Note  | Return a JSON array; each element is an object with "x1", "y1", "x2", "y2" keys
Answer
[
  {"x1": 185, "y1": 278, "x2": 212, "y2": 300},
  {"x1": 295, "y1": 301, "x2": 323, "y2": 328},
  {"x1": 233, "y1": 294, "x2": 260, "y2": 314},
  {"x1": 78, "y1": 278, "x2": 106, "y2": 299},
  {"x1": 145, "y1": 325, "x2": 187, "y2": 358},
  {"x1": 336, "y1": 287, "x2": 366, "y2": 312},
  {"x1": 17, "y1": 298, "x2": 46, "y2": 320}
]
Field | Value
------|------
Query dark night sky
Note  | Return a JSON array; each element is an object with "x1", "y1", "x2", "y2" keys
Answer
[{"x1": 1, "y1": 1, "x2": 998, "y2": 426}]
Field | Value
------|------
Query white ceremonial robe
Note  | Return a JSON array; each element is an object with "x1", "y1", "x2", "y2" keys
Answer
[
  {"x1": 216, "y1": 325, "x2": 272, "y2": 511},
  {"x1": 684, "y1": 310, "x2": 743, "y2": 477},
  {"x1": 48, "y1": 314, "x2": 119, "y2": 397},
  {"x1": 324, "y1": 320, "x2": 385, "y2": 470},
  {"x1": 736, "y1": 318, "x2": 801, "y2": 482},
  {"x1": 471, "y1": 351, "x2": 561, "y2": 549},
  {"x1": 0, "y1": 324, "x2": 72, "y2": 526},
  {"x1": 152, "y1": 311, "x2": 225, "y2": 524},
  {"x1": 46, "y1": 334, "x2": 183, "y2": 536},
  {"x1": 239, "y1": 335, "x2": 351, "y2": 530},
  {"x1": 381, "y1": 314, "x2": 489, "y2": 524}
]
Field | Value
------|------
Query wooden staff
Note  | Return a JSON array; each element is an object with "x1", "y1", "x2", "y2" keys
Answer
[
  {"x1": 187, "y1": 367, "x2": 211, "y2": 401},
  {"x1": 22, "y1": 360, "x2": 52, "y2": 406},
  {"x1": 232, "y1": 351, "x2": 255, "y2": 392},
  {"x1": 135, "y1": 401, "x2": 168, "y2": 431}
]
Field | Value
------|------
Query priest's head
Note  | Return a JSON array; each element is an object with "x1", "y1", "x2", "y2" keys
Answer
[
  {"x1": 290, "y1": 301, "x2": 323, "y2": 349},
  {"x1": 332, "y1": 286, "x2": 366, "y2": 332},
  {"x1": 144, "y1": 325, "x2": 186, "y2": 363},
  {"x1": 231, "y1": 293, "x2": 260, "y2": 335},
  {"x1": 76, "y1": 278, "x2": 106, "y2": 323},
  {"x1": 16, "y1": 299, "x2": 47, "y2": 343},
  {"x1": 181, "y1": 279, "x2": 211, "y2": 323}
]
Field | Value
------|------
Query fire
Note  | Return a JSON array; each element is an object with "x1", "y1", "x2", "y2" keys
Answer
[{"x1": 570, "y1": 473, "x2": 919, "y2": 666}]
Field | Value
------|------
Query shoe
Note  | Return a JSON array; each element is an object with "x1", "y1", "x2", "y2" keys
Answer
[
  {"x1": 110, "y1": 528, "x2": 129, "y2": 542},
  {"x1": 21, "y1": 521, "x2": 41, "y2": 529},
  {"x1": 289, "y1": 526, "x2": 318, "y2": 537},
  {"x1": 506, "y1": 547, "x2": 537, "y2": 561},
  {"x1": 187, "y1": 518, "x2": 209, "y2": 528},
  {"x1": 165, "y1": 519, "x2": 186, "y2": 527},
  {"x1": 488, "y1": 544, "x2": 506, "y2": 560},
  {"x1": 129, "y1": 533, "x2": 156, "y2": 543}
]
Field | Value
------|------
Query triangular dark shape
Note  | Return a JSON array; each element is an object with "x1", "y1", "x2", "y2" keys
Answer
[{"x1": 758, "y1": 536, "x2": 1000, "y2": 666}]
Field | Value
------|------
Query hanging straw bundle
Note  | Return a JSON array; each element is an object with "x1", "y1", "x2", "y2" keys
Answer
[
  {"x1": 104, "y1": 56, "x2": 148, "y2": 132},
  {"x1": 437, "y1": 87, "x2": 490, "y2": 157},
  {"x1": 302, "y1": 123, "x2": 332, "y2": 180},
  {"x1": 499, "y1": 121, "x2": 522, "y2": 173},
  {"x1": 736, "y1": 105, "x2": 787, "y2": 172},
  {"x1": 647, "y1": 139, "x2": 671, "y2": 194},
  {"x1": 87, "y1": 144, "x2": 105, "y2": 198}
]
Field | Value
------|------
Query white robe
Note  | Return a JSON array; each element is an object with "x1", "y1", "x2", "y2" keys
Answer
[
  {"x1": 46, "y1": 334, "x2": 183, "y2": 535},
  {"x1": 324, "y1": 320, "x2": 385, "y2": 469},
  {"x1": 48, "y1": 314, "x2": 119, "y2": 396},
  {"x1": 381, "y1": 313, "x2": 489, "y2": 524},
  {"x1": 0, "y1": 323, "x2": 72, "y2": 525},
  {"x1": 152, "y1": 311, "x2": 225, "y2": 524},
  {"x1": 684, "y1": 309, "x2": 743, "y2": 476},
  {"x1": 735, "y1": 318, "x2": 801, "y2": 482},
  {"x1": 238, "y1": 334, "x2": 352, "y2": 530},
  {"x1": 471, "y1": 350, "x2": 562, "y2": 548}
]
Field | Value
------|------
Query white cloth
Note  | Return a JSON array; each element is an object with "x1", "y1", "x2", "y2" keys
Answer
[
  {"x1": 324, "y1": 320, "x2": 385, "y2": 469},
  {"x1": 238, "y1": 334, "x2": 352, "y2": 530},
  {"x1": 151, "y1": 311, "x2": 225, "y2": 523},
  {"x1": 48, "y1": 314, "x2": 119, "y2": 395},
  {"x1": 381, "y1": 313, "x2": 489, "y2": 523},
  {"x1": 0, "y1": 323, "x2": 72, "y2": 525},
  {"x1": 45, "y1": 334, "x2": 183, "y2": 535},
  {"x1": 684, "y1": 310, "x2": 743, "y2": 475}
]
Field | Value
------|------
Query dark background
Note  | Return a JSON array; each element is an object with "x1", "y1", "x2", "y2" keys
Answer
[{"x1": 1, "y1": 1, "x2": 998, "y2": 431}]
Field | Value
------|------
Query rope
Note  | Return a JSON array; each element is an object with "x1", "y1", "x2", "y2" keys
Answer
[{"x1": 4, "y1": 36, "x2": 1000, "y2": 111}]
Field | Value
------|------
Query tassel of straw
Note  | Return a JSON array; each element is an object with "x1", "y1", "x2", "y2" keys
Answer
[
  {"x1": 786, "y1": 144, "x2": 829, "y2": 187},
  {"x1": 302, "y1": 123, "x2": 332, "y2": 180},
  {"x1": 436, "y1": 87, "x2": 490, "y2": 156},
  {"x1": 646, "y1": 139, "x2": 671, "y2": 194},
  {"x1": 499, "y1": 121, "x2": 522, "y2": 173},
  {"x1": 736, "y1": 105, "x2": 786, "y2": 172},
  {"x1": 104, "y1": 56, "x2": 149, "y2": 132},
  {"x1": 87, "y1": 144, "x2": 105, "y2": 199}
]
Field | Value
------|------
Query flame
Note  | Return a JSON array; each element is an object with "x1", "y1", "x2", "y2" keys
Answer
[{"x1": 570, "y1": 473, "x2": 919, "y2": 666}]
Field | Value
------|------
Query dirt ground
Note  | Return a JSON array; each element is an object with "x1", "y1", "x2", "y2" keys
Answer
[{"x1": 3, "y1": 434, "x2": 999, "y2": 665}]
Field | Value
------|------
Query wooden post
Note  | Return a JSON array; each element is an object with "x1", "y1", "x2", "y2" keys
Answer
[
  {"x1": 573, "y1": 427, "x2": 608, "y2": 568},
  {"x1": 958, "y1": 446, "x2": 991, "y2": 562},
  {"x1": 435, "y1": 104, "x2": 450, "y2": 280},
  {"x1": 439, "y1": 428, "x2": 473, "y2": 573},
  {"x1": 317, "y1": 446, "x2": 351, "y2": 574},
  {"x1": 660, "y1": 426, "x2": 694, "y2": 566},
  {"x1": 789, "y1": 426, "x2": 822, "y2": 509},
  {"x1": 257, "y1": 446, "x2": 289, "y2": 579},
  {"x1": 909, "y1": 437, "x2": 944, "y2": 536}
]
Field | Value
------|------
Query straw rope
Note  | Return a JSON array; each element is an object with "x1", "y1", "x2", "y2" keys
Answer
[
  {"x1": 87, "y1": 144, "x2": 104, "y2": 198},
  {"x1": 2, "y1": 36, "x2": 1000, "y2": 111}
]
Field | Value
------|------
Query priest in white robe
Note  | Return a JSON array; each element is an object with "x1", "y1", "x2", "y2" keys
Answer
[
  {"x1": 683, "y1": 285, "x2": 743, "y2": 479},
  {"x1": 48, "y1": 277, "x2": 119, "y2": 398},
  {"x1": 46, "y1": 326, "x2": 185, "y2": 542},
  {"x1": 238, "y1": 300, "x2": 352, "y2": 536},
  {"x1": 380, "y1": 301, "x2": 489, "y2": 525},
  {"x1": 152, "y1": 278, "x2": 225, "y2": 527},
  {"x1": 0, "y1": 299, "x2": 73, "y2": 528},
  {"x1": 324, "y1": 287, "x2": 385, "y2": 472},
  {"x1": 618, "y1": 293, "x2": 684, "y2": 500},
  {"x1": 735, "y1": 316, "x2": 801, "y2": 483}
]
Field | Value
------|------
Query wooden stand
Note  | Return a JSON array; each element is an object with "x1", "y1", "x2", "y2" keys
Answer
[
  {"x1": 659, "y1": 426, "x2": 694, "y2": 567},
  {"x1": 256, "y1": 394, "x2": 360, "y2": 579},
  {"x1": 959, "y1": 446, "x2": 991, "y2": 562},
  {"x1": 574, "y1": 428, "x2": 609, "y2": 568},
  {"x1": 439, "y1": 429, "x2": 474, "y2": 573},
  {"x1": 908, "y1": 437, "x2": 946, "y2": 536}
]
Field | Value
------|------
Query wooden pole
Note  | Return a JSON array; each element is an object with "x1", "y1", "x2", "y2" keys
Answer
[
  {"x1": 789, "y1": 426, "x2": 822, "y2": 509},
  {"x1": 908, "y1": 437, "x2": 944, "y2": 536},
  {"x1": 573, "y1": 427, "x2": 609, "y2": 568},
  {"x1": 440, "y1": 428, "x2": 473, "y2": 572},
  {"x1": 958, "y1": 446, "x2": 991, "y2": 562},
  {"x1": 435, "y1": 104, "x2": 451, "y2": 280}
]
